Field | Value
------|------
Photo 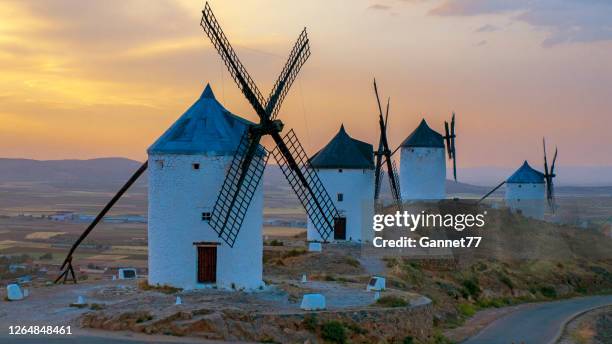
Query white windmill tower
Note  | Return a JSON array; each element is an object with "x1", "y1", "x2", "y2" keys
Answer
[
  {"x1": 399, "y1": 116, "x2": 457, "y2": 201},
  {"x1": 479, "y1": 138, "x2": 558, "y2": 220},
  {"x1": 147, "y1": 84, "x2": 265, "y2": 290},
  {"x1": 307, "y1": 125, "x2": 375, "y2": 242},
  {"x1": 504, "y1": 161, "x2": 547, "y2": 219}
]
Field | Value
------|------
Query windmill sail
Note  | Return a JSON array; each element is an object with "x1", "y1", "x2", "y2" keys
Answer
[
  {"x1": 543, "y1": 138, "x2": 558, "y2": 212},
  {"x1": 209, "y1": 131, "x2": 269, "y2": 247},
  {"x1": 272, "y1": 130, "x2": 339, "y2": 241},
  {"x1": 373, "y1": 79, "x2": 402, "y2": 209},
  {"x1": 444, "y1": 113, "x2": 457, "y2": 181},
  {"x1": 201, "y1": 2, "x2": 338, "y2": 245}
]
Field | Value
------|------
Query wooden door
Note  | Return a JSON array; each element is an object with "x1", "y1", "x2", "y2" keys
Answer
[
  {"x1": 334, "y1": 217, "x2": 347, "y2": 240},
  {"x1": 197, "y1": 246, "x2": 217, "y2": 283}
]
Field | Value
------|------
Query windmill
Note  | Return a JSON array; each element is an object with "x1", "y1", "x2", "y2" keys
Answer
[
  {"x1": 372, "y1": 79, "x2": 402, "y2": 209},
  {"x1": 444, "y1": 113, "x2": 457, "y2": 181},
  {"x1": 55, "y1": 2, "x2": 338, "y2": 284},
  {"x1": 399, "y1": 114, "x2": 458, "y2": 201},
  {"x1": 542, "y1": 137, "x2": 558, "y2": 212},
  {"x1": 200, "y1": 2, "x2": 338, "y2": 246},
  {"x1": 478, "y1": 137, "x2": 558, "y2": 216}
]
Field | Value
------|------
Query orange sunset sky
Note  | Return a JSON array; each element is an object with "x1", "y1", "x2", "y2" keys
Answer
[{"x1": 0, "y1": 0, "x2": 611, "y2": 167}]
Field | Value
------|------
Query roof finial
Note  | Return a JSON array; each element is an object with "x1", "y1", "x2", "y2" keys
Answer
[{"x1": 201, "y1": 83, "x2": 215, "y2": 99}]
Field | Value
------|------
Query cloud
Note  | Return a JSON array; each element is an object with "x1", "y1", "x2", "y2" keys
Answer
[
  {"x1": 430, "y1": 0, "x2": 528, "y2": 16},
  {"x1": 430, "y1": 0, "x2": 612, "y2": 46},
  {"x1": 475, "y1": 24, "x2": 499, "y2": 33},
  {"x1": 369, "y1": 4, "x2": 391, "y2": 11},
  {"x1": 15, "y1": 0, "x2": 196, "y2": 50},
  {"x1": 475, "y1": 40, "x2": 487, "y2": 46}
]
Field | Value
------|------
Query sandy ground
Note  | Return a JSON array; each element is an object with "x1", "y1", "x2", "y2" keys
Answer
[
  {"x1": 0, "y1": 272, "x2": 424, "y2": 341},
  {"x1": 0, "y1": 280, "x2": 238, "y2": 342}
]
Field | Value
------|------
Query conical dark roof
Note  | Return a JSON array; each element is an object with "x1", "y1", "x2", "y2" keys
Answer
[
  {"x1": 309, "y1": 125, "x2": 374, "y2": 169},
  {"x1": 507, "y1": 161, "x2": 545, "y2": 184},
  {"x1": 400, "y1": 119, "x2": 444, "y2": 148},
  {"x1": 148, "y1": 84, "x2": 255, "y2": 156}
]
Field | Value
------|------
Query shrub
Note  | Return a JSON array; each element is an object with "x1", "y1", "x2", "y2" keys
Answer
[
  {"x1": 476, "y1": 298, "x2": 511, "y2": 309},
  {"x1": 457, "y1": 302, "x2": 476, "y2": 317},
  {"x1": 343, "y1": 256, "x2": 360, "y2": 268},
  {"x1": 461, "y1": 278, "x2": 481, "y2": 299},
  {"x1": 324, "y1": 274, "x2": 337, "y2": 282},
  {"x1": 540, "y1": 286, "x2": 557, "y2": 298},
  {"x1": 302, "y1": 314, "x2": 318, "y2": 331},
  {"x1": 39, "y1": 252, "x2": 53, "y2": 260},
  {"x1": 269, "y1": 239, "x2": 284, "y2": 246},
  {"x1": 138, "y1": 280, "x2": 182, "y2": 294},
  {"x1": 321, "y1": 321, "x2": 347, "y2": 344},
  {"x1": 403, "y1": 336, "x2": 414, "y2": 344},
  {"x1": 346, "y1": 322, "x2": 367, "y2": 335},
  {"x1": 69, "y1": 303, "x2": 88, "y2": 308},
  {"x1": 89, "y1": 303, "x2": 105, "y2": 310},
  {"x1": 135, "y1": 314, "x2": 153, "y2": 323},
  {"x1": 283, "y1": 248, "x2": 307, "y2": 258},
  {"x1": 376, "y1": 295, "x2": 408, "y2": 308},
  {"x1": 498, "y1": 273, "x2": 514, "y2": 290}
]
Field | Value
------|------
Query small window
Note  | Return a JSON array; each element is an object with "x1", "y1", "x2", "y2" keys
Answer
[
  {"x1": 518, "y1": 184, "x2": 522, "y2": 188},
  {"x1": 193, "y1": 163, "x2": 200, "y2": 170},
  {"x1": 338, "y1": 169, "x2": 343, "y2": 173},
  {"x1": 337, "y1": 193, "x2": 344, "y2": 202},
  {"x1": 202, "y1": 212, "x2": 212, "y2": 221},
  {"x1": 155, "y1": 160, "x2": 164, "y2": 169}
]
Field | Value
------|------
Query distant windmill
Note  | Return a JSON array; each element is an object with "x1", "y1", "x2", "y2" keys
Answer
[
  {"x1": 478, "y1": 137, "x2": 558, "y2": 219},
  {"x1": 399, "y1": 114, "x2": 458, "y2": 201},
  {"x1": 372, "y1": 79, "x2": 402, "y2": 209}
]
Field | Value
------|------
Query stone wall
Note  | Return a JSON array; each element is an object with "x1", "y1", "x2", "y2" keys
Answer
[{"x1": 81, "y1": 303, "x2": 434, "y2": 343}]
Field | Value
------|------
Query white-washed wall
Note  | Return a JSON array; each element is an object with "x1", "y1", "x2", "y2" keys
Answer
[
  {"x1": 505, "y1": 182, "x2": 545, "y2": 220},
  {"x1": 400, "y1": 147, "x2": 446, "y2": 201},
  {"x1": 307, "y1": 168, "x2": 374, "y2": 242},
  {"x1": 148, "y1": 154, "x2": 263, "y2": 290}
]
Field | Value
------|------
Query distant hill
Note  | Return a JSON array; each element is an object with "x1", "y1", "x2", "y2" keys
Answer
[
  {"x1": 451, "y1": 165, "x2": 612, "y2": 187},
  {"x1": 0, "y1": 158, "x2": 611, "y2": 197},
  {"x1": 0, "y1": 158, "x2": 146, "y2": 190}
]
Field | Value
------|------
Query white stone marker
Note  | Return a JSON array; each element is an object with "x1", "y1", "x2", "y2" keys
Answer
[
  {"x1": 300, "y1": 294, "x2": 326, "y2": 311},
  {"x1": 76, "y1": 295, "x2": 85, "y2": 305},
  {"x1": 367, "y1": 276, "x2": 386, "y2": 291},
  {"x1": 175, "y1": 296, "x2": 182, "y2": 305},
  {"x1": 118, "y1": 268, "x2": 137, "y2": 280},
  {"x1": 308, "y1": 242, "x2": 322, "y2": 252},
  {"x1": 301, "y1": 274, "x2": 307, "y2": 283},
  {"x1": 6, "y1": 284, "x2": 24, "y2": 301}
]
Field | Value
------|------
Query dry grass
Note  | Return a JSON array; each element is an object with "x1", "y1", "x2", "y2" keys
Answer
[
  {"x1": 570, "y1": 323, "x2": 596, "y2": 344},
  {"x1": 25, "y1": 231, "x2": 66, "y2": 240},
  {"x1": 263, "y1": 226, "x2": 305, "y2": 237},
  {"x1": 87, "y1": 254, "x2": 128, "y2": 261},
  {"x1": 138, "y1": 280, "x2": 182, "y2": 294}
]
